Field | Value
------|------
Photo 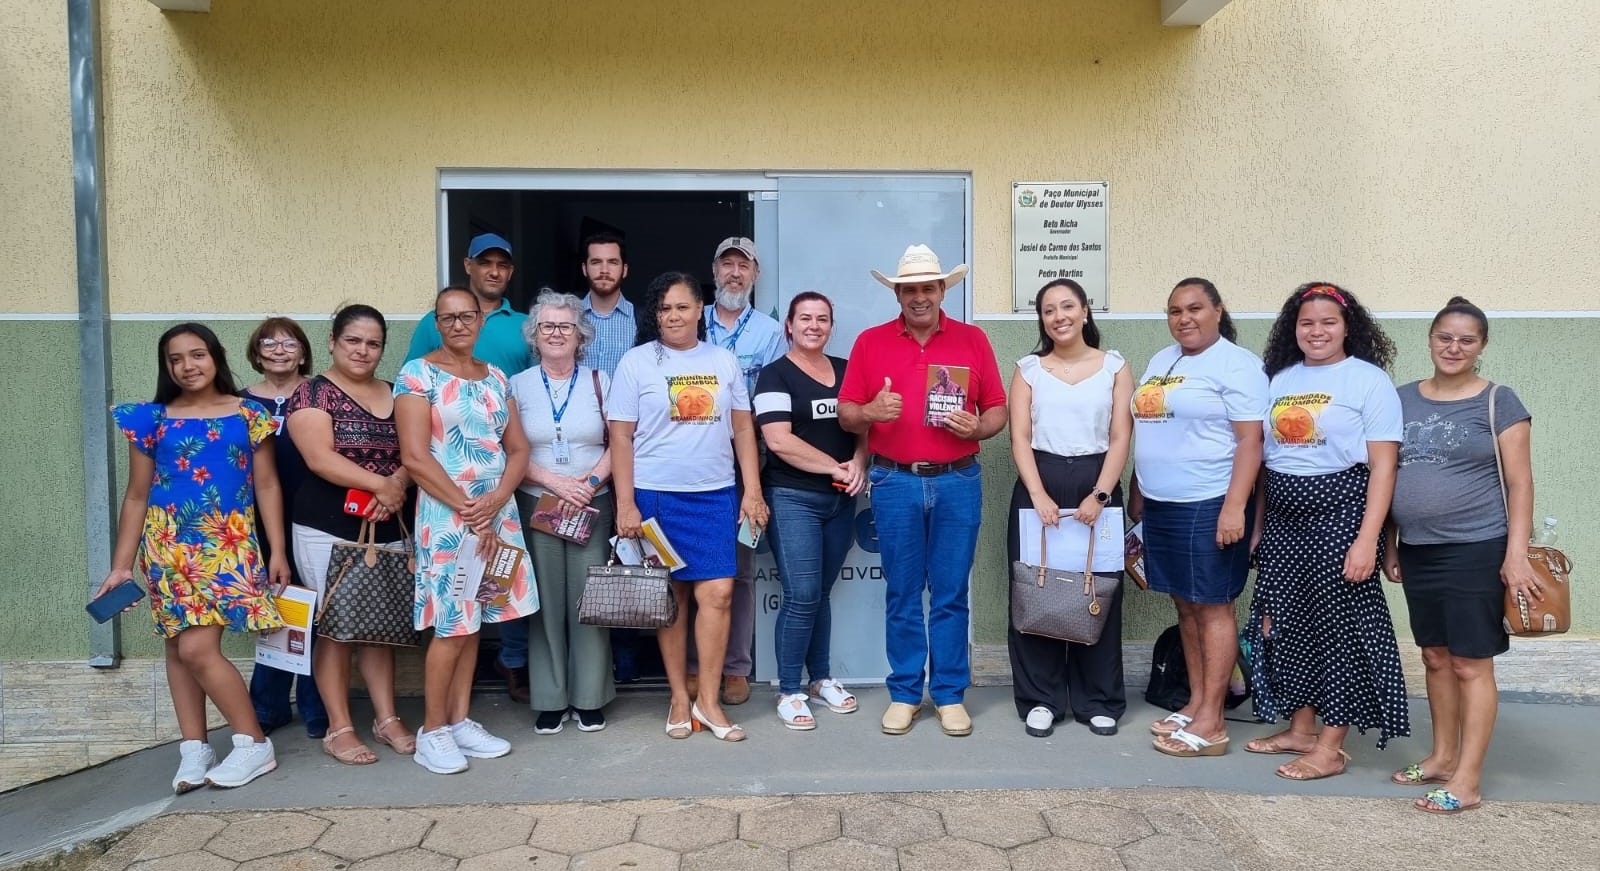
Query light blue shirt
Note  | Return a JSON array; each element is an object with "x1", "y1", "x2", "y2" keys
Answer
[
  {"x1": 581, "y1": 294, "x2": 637, "y2": 378},
  {"x1": 405, "y1": 298, "x2": 533, "y2": 377},
  {"x1": 706, "y1": 304, "x2": 786, "y2": 398}
]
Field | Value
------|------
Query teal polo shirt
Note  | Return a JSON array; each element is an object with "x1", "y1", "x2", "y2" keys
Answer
[{"x1": 405, "y1": 298, "x2": 533, "y2": 376}]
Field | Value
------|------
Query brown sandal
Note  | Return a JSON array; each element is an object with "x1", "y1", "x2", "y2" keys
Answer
[
  {"x1": 373, "y1": 716, "x2": 416, "y2": 755},
  {"x1": 1275, "y1": 749, "x2": 1350, "y2": 781},
  {"x1": 1244, "y1": 730, "x2": 1320, "y2": 755},
  {"x1": 322, "y1": 726, "x2": 378, "y2": 765}
]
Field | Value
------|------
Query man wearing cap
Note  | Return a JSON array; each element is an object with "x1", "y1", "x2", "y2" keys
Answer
[
  {"x1": 406, "y1": 233, "x2": 534, "y2": 378},
  {"x1": 838, "y1": 244, "x2": 1007, "y2": 737},
  {"x1": 577, "y1": 232, "x2": 635, "y2": 378},
  {"x1": 406, "y1": 232, "x2": 535, "y2": 703},
  {"x1": 685, "y1": 237, "x2": 785, "y2": 706}
]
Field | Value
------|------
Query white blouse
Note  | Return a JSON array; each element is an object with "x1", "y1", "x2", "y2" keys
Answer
[{"x1": 1018, "y1": 350, "x2": 1125, "y2": 456}]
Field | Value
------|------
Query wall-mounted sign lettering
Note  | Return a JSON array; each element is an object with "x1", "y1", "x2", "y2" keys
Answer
[{"x1": 1012, "y1": 182, "x2": 1109, "y2": 311}]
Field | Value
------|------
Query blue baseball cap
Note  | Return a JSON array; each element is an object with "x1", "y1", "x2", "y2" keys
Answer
[{"x1": 467, "y1": 233, "x2": 513, "y2": 260}]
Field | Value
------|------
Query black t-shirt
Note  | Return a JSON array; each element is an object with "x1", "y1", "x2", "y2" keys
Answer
[
  {"x1": 289, "y1": 376, "x2": 413, "y2": 542},
  {"x1": 753, "y1": 355, "x2": 855, "y2": 493}
]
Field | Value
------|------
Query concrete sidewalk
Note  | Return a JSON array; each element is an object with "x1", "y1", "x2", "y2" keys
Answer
[{"x1": 4, "y1": 686, "x2": 1598, "y2": 870}]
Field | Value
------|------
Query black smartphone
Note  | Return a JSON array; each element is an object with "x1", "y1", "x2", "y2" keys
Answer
[{"x1": 86, "y1": 579, "x2": 145, "y2": 624}]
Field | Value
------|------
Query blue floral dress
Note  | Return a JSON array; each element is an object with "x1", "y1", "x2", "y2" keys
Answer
[
  {"x1": 394, "y1": 360, "x2": 538, "y2": 637},
  {"x1": 111, "y1": 400, "x2": 284, "y2": 638}
]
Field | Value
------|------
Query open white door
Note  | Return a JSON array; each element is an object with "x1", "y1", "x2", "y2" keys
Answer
[{"x1": 752, "y1": 173, "x2": 971, "y2": 684}]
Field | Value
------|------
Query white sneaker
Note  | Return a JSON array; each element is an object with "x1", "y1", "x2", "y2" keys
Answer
[
  {"x1": 414, "y1": 726, "x2": 469, "y2": 774},
  {"x1": 450, "y1": 718, "x2": 511, "y2": 759},
  {"x1": 172, "y1": 739, "x2": 214, "y2": 794},
  {"x1": 1025, "y1": 706, "x2": 1055, "y2": 738},
  {"x1": 204, "y1": 734, "x2": 275, "y2": 788}
]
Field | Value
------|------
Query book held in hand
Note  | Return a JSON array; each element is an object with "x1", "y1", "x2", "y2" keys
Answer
[
  {"x1": 527, "y1": 491, "x2": 599, "y2": 545},
  {"x1": 924, "y1": 364, "x2": 970, "y2": 427}
]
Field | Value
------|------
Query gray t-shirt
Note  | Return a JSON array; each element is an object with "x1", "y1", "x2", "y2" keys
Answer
[{"x1": 1391, "y1": 381, "x2": 1530, "y2": 545}]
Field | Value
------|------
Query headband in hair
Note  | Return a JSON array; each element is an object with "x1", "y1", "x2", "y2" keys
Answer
[{"x1": 1302, "y1": 284, "x2": 1348, "y2": 307}]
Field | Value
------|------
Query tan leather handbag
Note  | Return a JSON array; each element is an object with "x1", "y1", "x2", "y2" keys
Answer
[{"x1": 1489, "y1": 384, "x2": 1572, "y2": 636}]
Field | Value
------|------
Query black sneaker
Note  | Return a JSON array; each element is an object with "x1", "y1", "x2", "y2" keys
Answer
[
  {"x1": 573, "y1": 708, "x2": 606, "y2": 733},
  {"x1": 534, "y1": 710, "x2": 567, "y2": 735}
]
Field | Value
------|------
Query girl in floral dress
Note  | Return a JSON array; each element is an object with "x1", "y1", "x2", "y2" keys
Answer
[
  {"x1": 395, "y1": 287, "x2": 539, "y2": 774},
  {"x1": 96, "y1": 323, "x2": 292, "y2": 793}
]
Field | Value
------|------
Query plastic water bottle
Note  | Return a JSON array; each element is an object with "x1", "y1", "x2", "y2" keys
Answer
[{"x1": 1531, "y1": 516, "x2": 1558, "y2": 547}]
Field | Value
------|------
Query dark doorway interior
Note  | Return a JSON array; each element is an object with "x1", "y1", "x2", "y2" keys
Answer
[
  {"x1": 445, "y1": 189, "x2": 754, "y2": 312},
  {"x1": 445, "y1": 187, "x2": 754, "y2": 693}
]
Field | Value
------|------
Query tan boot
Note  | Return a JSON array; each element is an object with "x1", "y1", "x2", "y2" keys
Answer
[
  {"x1": 935, "y1": 703, "x2": 972, "y2": 737},
  {"x1": 721, "y1": 675, "x2": 751, "y2": 706},
  {"x1": 881, "y1": 702, "x2": 921, "y2": 735}
]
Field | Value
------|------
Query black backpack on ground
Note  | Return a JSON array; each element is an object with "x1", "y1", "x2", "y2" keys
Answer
[
  {"x1": 1144, "y1": 624, "x2": 1252, "y2": 712},
  {"x1": 1145, "y1": 625, "x2": 1190, "y2": 711}
]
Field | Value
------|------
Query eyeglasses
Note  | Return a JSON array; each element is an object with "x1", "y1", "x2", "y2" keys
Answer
[
  {"x1": 258, "y1": 338, "x2": 302, "y2": 352},
  {"x1": 537, "y1": 322, "x2": 577, "y2": 336},
  {"x1": 1429, "y1": 332, "x2": 1481, "y2": 350},
  {"x1": 435, "y1": 311, "x2": 482, "y2": 327}
]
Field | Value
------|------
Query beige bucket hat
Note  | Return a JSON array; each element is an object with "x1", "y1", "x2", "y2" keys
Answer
[{"x1": 870, "y1": 244, "x2": 969, "y2": 290}]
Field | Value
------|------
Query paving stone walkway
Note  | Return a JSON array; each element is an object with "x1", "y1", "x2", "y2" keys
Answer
[{"x1": 80, "y1": 787, "x2": 1600, "y2": 871}]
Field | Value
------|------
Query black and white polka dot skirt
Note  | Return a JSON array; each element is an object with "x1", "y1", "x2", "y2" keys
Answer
[{"x1": 1245, "y1": 465, "x2": 1410, "y2": 748}]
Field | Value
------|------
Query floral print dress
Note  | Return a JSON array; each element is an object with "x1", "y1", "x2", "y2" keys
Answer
[
  {"x1": 394, "y1": 359, "x2": 538, "y2": 637},
  {"x1": 111, "y1": 400, "x2": 284, "y2": 638}
]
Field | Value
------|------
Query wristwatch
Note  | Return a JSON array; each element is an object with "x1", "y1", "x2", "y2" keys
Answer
[
  {"x1": 1092, "y1": 488, "x2": 1111, "y2": 505},
  {"x1": 587, "y1": 475, "x2": 602, "y2": 488}
]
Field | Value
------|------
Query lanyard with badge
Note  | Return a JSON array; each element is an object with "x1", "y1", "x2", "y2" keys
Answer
[
  {"x1": 714, "y1": 307, "x2": 754, "y2": 352},
  {"x1": 270, "y1": 395, "x2": 288, "y2": 435},
  {"x1": 542, "y1": 368, "x2": 579, "y2": 464}
]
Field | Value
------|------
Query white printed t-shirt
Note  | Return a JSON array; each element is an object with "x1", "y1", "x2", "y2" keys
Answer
[
  {"x1": 1132, "y1": 338, "x2": 1269, "y2": 502},
  {"x1": 609, "y1": 340, "x2": 748, "y2": 492},
  {"x1": 1264, "y1": 357, "x2": 1402, "y2": 476}
]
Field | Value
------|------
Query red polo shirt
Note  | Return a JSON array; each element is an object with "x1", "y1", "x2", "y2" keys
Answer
[{"x1": 839, "y1": 312, "x2": 1007, "y2": 464}]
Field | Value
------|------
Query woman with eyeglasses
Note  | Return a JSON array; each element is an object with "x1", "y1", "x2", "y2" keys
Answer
[
  {"x1": 1243, "y1": 282, "x2": 1407, "y2": 781},
  {"x1": 507, "y1": 290, "x2": 616, "y2": 735},
  {"x1": 395, "y1": 286, "x2": 539, "y2": 775},
  {"x1": 1383, "y1": 297, "x2": 1536, "y2": 814},
  {"x1": 242, "y1": 318, "x2": 328, "y2": 741}
]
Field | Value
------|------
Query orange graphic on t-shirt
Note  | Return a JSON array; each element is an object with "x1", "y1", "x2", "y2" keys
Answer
[
  {"x1": 674, "y1": 386, "x2": 715, "y2": 420},
  {"x1": 1273, "y1": 405, "x2": 1316, "y2": 443},
  {"x1": 1134, "y1": 384, "x2": 1166, "y2": 418}
]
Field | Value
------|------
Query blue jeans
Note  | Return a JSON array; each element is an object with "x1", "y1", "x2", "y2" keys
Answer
[
  {"x1": 766, "y1": 485, "x2": 856, "y2": 695},
  {"x1": 249, "y1": 641, "x2": 327, "y2": 733},
  {"x1": 867, "y1": 461, "x2": 983, "y2": 706},
  {"x1": 498, "y1": 617, "x2": 529, "y2": 669}
]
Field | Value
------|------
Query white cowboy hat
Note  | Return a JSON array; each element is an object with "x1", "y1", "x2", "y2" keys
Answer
[{"x1": 870, "y1": 244, "x2": 969, "y2": 290}]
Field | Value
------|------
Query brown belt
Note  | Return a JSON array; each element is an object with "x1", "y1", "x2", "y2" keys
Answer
[{"x1": 871, "y1": 455, "x2": 977, "y2": 476}]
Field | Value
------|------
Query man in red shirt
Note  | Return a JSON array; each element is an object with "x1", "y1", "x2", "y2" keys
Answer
[{"x1": 839, "y1": 244, "x2": 1007, "y2": 737}]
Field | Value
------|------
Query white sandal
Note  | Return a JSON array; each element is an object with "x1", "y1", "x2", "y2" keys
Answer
[
  {"x1": 808, "y1": 679, "x2": 857, "y2": 714},
  {"x1": 777, "y1": 693, "x2": 817, "y2": 731}
]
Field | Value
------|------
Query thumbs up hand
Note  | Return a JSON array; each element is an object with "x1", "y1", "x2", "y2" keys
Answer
[{"x1": 866, "y1": 377, "x2": 903, "y2": 423}]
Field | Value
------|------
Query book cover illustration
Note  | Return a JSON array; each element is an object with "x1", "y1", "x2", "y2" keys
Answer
[
  {"x1": 528, "y1": 491, "x2": 599, "y2": 545},
  {"x1": 924, "y1": 364, "x2": 970, "y2": 427},
  {"x1": 609, "y1": 518, "x2": 687, "y2": 572}
]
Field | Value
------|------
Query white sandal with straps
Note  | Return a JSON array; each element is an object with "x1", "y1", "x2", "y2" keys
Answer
[
  {"x1": 777, "y1": 693, "x2": 817, "y2": 731},
  {"x1": 808, "y1": 679, "x2": 857, "y2": 714}
]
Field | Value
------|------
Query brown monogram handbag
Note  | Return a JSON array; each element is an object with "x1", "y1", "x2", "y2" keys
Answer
[
  {"x1": 1489, "y1": 385, "x2": 1572, "y2": 636},
  {"x1": 1010, "y1": 521, "x2": 1120, "y2": 645},
  {"x1": 317, "y1": 518, "x2": 424, "y2": 647}
]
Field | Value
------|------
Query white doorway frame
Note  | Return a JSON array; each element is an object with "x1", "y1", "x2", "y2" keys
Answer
[{"x1": 435, "y1": 169, "x2": 975, "y2": 323}]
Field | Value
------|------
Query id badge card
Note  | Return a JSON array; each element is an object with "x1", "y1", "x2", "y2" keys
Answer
[
  {"x1": 552, "y1": 432, "x2": 571, "y2": 464},
  {"x1": 271, "y1": 414, "x2": 286, "y2": 435}
]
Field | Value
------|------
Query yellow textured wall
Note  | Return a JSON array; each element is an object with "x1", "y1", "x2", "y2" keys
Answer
[
  {"x1": 1, "y1": 1, "x2": 77, "y2": 314},
  {"x1": 7, "y1": 0, "x2": 1599, "y2": 316}
]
